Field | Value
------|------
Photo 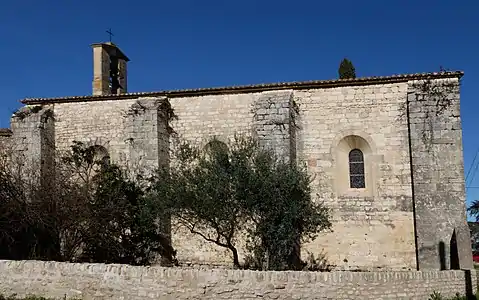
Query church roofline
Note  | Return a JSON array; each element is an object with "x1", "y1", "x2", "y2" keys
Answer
[
  {"x1": 20, "y1": 71, "x2": 463, "y2": 105},
  {"x1": 0, "y1": 128, "x2": 12, "y2": 137}
]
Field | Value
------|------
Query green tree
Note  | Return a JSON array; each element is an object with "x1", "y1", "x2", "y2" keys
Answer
[
  {"x1": 0, "y1": 141, "x2": 176, "y2": 266},
  {"x1": 468, "y1": 203, "x2": 479, "y2": 254},
  {"x1": 468, "y1": 221, "x2": 479, "y2": 255},
  {"x1": 0, "y1": 163, "x2": 39, "y2": 259},
  {"x1": 338, "y1": 58, "x2": 356, "y2": 79},
  {"x1": 0, "y1": 147, "x2": 68, "y2": 261},
  {"x1": 150, "y1": 138, "x2": 249, "y2": 268},
  {"x1": 239, "y1": 143, "x2": 331, "y2": 270},
  {"x1": 152, "y1": 135, "x2": 331, "y2": 270},
  {"x1": 62, "y1": 142, "x2": 176, "y2": 266}
]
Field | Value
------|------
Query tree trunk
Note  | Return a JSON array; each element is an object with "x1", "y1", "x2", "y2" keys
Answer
[{"x1": 228, "y1": 244, "x2": 240, "y2": 269}]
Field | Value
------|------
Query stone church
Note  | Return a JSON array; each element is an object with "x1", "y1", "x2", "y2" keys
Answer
[{"x1": 0, "y1": 42, "x2": 473, "y2": 271}]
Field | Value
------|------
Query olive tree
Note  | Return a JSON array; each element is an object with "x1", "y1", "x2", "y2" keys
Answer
[{"x1": 151, "y1": 135, "x2": 331, "y2": 270}]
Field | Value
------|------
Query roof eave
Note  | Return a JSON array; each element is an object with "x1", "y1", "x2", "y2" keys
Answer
[
  {"x1": 0, "y1": 128, "x2": 13, "y2": 137},
  {"x1": 20, "y1": 71, "x2": 464, "y2": 105}
]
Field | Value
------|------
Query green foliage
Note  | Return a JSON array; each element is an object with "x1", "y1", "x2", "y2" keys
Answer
[
  {"x1": 65, "y1": 142, "x2": 176, "y2": 265},
  {"x1": 0, "y1": 169, "x2": 33, "y2": 258},
  {"x1": 469, "y1": 201, "x2": 479, "y2": 221},
  {"x1": 468, "y1": 202, "x2": 479, "y2": 254},
  {"x1": 150, "y1": 137, "x2": 250, "y2": 268},
  {"x1": 429, "y1": 291, "x2": 477, "y2": 300},
  {"x1": 0, "y1": 296, "x2": 51, "y2": 300},
  {"x1": 469, "y1": 222, "x2": 479, "y2": 255},
  {"x1": 301, "y1": 251, "x2": 332, "y2": 271},
  {"x1": 0, "y1": 133, "x2": 330, "y2": 270},
  {"x1": 151, "y1": 135, "x2": 331, "y2": 270},
  {"x1": 79, "y1": 163, "x2": 175, "y2": 265},
  {"x1": 429, "y1": 291, "x2": 444, "y2": 300},
  {"x1": 0, "y1": 153, "x2": 62, "y2": 260},
  {"x1": 0, "y1": 295, "x2": 80, "y2": 300},
  {"x1": 243, "y1": 151, "x2": 331, "y2": 270},
  {"x1": 338, "y1": 58, "x2": 356, "y2": 79},
  {"x1": 0, "y1": 141, "x2": 176, "y2": 266}
]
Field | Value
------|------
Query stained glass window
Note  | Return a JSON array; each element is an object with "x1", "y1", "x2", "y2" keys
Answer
[{"x1": 349, "y1": 149, "x2": 365, "y2": 188}]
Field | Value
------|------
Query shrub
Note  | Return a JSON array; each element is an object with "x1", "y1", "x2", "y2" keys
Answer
[{"x1": 0, "y1": 141, "x2": 176, "y2": 266}]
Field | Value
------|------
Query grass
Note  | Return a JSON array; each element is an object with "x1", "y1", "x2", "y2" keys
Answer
[
  {"x1": 429, "y1": 291, "x2": 478, "y2": 300},
  {"x1": 0, "y1": 296, "x2": 53, "y2": 300}
]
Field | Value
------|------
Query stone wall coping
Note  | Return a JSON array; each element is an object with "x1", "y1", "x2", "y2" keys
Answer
[
  {"x1": 0, "y1": 259, "x2": 472, "y2": 282},
  {"x1": 20, "y1": 71, "x2": 463, "y2": 105},
  {"x1": 0, "y1": 260, "x2": 475, "y2": 299}
]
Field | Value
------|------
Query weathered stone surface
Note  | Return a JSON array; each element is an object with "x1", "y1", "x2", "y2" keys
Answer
[
  {"x1": 168, "y1": 93, "x2": 255, "y2": 266},
  {"x1": 293, "y1": 83, "x2": 416, "y2": 271},
  {"x1": 165, "y1": 83, "x2": 419, "y2": 270},
  {"x1": 407, "y1": 78, "x2": 473, "y2": 270},
  {"x1": 0, "y1": 129, "x2": 12, "y2": 150},
  {"x1": 253, "y1": 90, "x2": 296, "y2": 162},
  {"x1": 8, "y1": 105, "x2": 55, "y2": 181},
  {"x1": 53, "y1": 97, "x2": 169, "y2": 175},
  {"x1": 1, "y1": 74, "x2": 471, "y2": 272},
  {"x1": 0, "y1": 260, "x2": 475, "y2": 300}
]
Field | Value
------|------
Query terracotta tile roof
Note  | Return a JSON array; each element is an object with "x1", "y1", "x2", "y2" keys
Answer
[
  {"x1": 20, "y1": 71, "x2": 463, "y2": 105},
  {"x1": 0, "y1": 128, "x2": 12, "y2": 137}
]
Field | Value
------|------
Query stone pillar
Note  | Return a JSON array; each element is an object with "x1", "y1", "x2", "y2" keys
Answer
[
  {"x1": 124, "y1": 97, "x2": 170, "y2": 176},
  {"x1": 253, "y1": 90, "x2": 297, "y2": 163},
  {"x1": 253, "y1": 90, "x2": 300, "y2": 267},
  {"x1": 10, "y1": 105, "x2": 55, "y2": 187},
  {"x1": 407, "y1": 77, "x2": 473, "y2": 270},
  {"x1": 124, "y1": 97, "x2": 172, "y2": 264}
]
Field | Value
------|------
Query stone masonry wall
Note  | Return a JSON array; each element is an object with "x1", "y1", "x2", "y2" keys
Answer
[
  {"x1": 169, "y1": 93, "x2": 255, "y2": 143},
  {"x1": 9, "y1": 105, "x2": 55, "y2": 179},
  {"x1": 8, "y1": 76, "x2": 468, "y2": 271},
  {"x1": 0, "y1": 260, "x2": 476, "y2": 300},
  {"x1": 168, "y1": 93, "x2": 255, "y2": 266},
  {"x1": 253, "y1": 90, "x2": 296, "y2": 162},
  {"x1": 169, "y1": 90, "x2": 299, "y2": 266},
  {"x1": 407, "y1": 78, "x2": 473, "y2": 270},
  {"x1": 0, "y1": 130, "x2": 12, "y2": 151},
  {"x1": 166, "y1": 83, "x2": 430, "y2": 270},
  {"x1": 294, "y1": 83, "x2": 416, "y2": 270},
  {"x1": 53, "y1": 97, "x2": 169, "y2": 175},
  {"x1": 123, "y1": 97, "x2": 170, "y2": 174}
]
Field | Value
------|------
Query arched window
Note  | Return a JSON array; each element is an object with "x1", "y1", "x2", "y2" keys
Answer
[
  {"x1": 204, "y1": 140, "x2": 228, "y2": 154},
  {"x1": 349, "y1": 149, "x2": 365, "y2": 188},
  {"x1": 204, "y1": 139, "x2": 229, "y2": 166}
]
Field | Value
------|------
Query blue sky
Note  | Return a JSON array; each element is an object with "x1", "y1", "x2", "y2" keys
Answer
[{"x1": 1, "y1": 0, "x2": 478, "y2": 214}]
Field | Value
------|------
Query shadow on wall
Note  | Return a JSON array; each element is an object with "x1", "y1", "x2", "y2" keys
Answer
[
  {"x1": 438, "y1": 231, "x2": 460, "y2": 271},
  {"x1": 439, "y1": 230, "x2": 474, "y2": 298}
]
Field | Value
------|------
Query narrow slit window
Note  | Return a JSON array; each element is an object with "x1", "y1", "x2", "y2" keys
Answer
[{"x1": 349, "y1": 149, "x2": 365, "y2": 188}]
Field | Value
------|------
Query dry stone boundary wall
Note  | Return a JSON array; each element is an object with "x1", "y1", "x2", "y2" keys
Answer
[{"x1": 0, "y1": 260, "x2": 475, "y2": 300}]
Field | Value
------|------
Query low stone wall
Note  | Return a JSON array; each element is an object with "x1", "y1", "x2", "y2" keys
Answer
[{"x1": 0, "y1": 260, "x2": 475, "y2": 300}]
